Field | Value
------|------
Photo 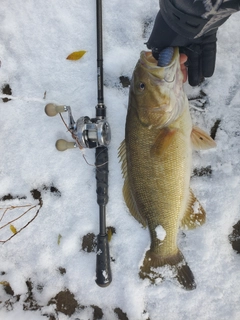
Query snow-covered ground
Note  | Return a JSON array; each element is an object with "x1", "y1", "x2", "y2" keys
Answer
[{"x1": 0, "y1": 1, "x2": 240, "y2": 319}]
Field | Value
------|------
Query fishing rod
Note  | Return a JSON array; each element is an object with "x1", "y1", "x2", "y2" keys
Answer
[
  {"x1": 94, "y1": 0, "x2": 112, "y2": 287},
  {"x1": 45, "y1": 0, "x2": 112, "y2": 287}
]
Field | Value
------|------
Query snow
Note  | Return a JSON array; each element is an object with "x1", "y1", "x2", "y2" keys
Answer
[
  {"x1": 192, "y1": 200, "x2": 201, "y2": 215},
  {"x1": 0, "y1": 1, "x2": 240, "y2": 319},
  {"x1": 155, "y1": 225, "x2": 166, "y2": 241}
]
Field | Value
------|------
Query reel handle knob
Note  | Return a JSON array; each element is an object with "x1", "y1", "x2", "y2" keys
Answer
[
  {"x1": 45, "y1": 103, "x2": 66, "y2": 117},
  {"x1": 56, "y1": 139, "x2": 76, "y2": 151}
]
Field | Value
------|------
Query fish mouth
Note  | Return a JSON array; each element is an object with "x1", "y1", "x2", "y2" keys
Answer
[
  {"x1": 140, "y1": 48, "x2": 178, "y2": 69},
  {"x1": 140, "y1": 49, "x2": 179, "y2": 83},
  {"x1": 142, "y1": 51, "x2": 157, "y2": 65},
  {"x1": 139, "y1": 51, "x2": 158, "y2": 70}
]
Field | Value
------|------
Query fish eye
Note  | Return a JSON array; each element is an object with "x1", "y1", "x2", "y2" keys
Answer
[{"x1": 139, "y1": 82, "x2": 145, "y2": 91}]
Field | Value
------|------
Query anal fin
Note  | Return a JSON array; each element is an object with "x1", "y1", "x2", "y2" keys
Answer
[{"x1": 181, "y1": 189, "x2": 206, "y2": 230}]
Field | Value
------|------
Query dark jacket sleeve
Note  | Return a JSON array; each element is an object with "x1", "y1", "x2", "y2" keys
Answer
[
  {"x1": 147, "y1": 1, "x2": 240, "y2": 86},
  {"x1": 160, "y1": 0, "x2": 240, "y2": 39}
]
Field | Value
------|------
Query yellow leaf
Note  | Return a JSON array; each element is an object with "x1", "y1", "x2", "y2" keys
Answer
[
  {"x1": 57, "y1": 234, "x2": 62, "y2": 245},
  {"x1": 10, "y1": 224, "x2": 17, "y2": 234},
  {"x1": 107, "y1": 228, "x2": 112, "y2": 242},
  {"x1": 107, "y1": 227, "x2": 116, "y2": 242},
  {"x1": 66, "y1": 50, "x2": 87, "y2": 61}
]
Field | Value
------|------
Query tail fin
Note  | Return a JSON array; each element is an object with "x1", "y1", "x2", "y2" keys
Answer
[{"x1": 139, "y1": 249, "x2": 196, "y2": 290}]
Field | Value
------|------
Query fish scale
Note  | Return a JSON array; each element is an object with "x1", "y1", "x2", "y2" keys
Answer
[{"x1": 126, "y1": 105, "x2": 191, "y2": 257}]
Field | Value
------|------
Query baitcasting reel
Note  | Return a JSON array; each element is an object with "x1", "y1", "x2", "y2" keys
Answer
[{"x1": 45, "y1": 103, "x2": 111, "y2": 151}]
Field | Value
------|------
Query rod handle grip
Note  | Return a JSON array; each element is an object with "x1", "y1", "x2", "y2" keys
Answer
[
  {"x1": 45, "y1": 103, "x2": 66, "y2": 117},
  {"x1": 55, "y1": 139, "x2": 75, "y2": 151},
  {"x1": 96, "y1": 234, "x2": 112, "y2": 287},
  {"x1": 95, "y1": 146, "x2": 108, "y2": 206}
]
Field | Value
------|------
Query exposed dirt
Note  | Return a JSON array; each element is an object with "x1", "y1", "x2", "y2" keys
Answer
[
  {"x1": 114, "y1": 307, "x2": 129, "y2": 320},
  {"x1": 1, "y1": 83, "x2": 12, "y2": 102},
  {"x1": 81, "y1": 227, "x2": 116, "y2": 253},
  {"x1": 193, "y1": 165, "x2": 212, "y2": 177},
  {"x1": 229, "y1": 220, "x2": 240, "y2": 254},
  {"x1": 48, "y1": 289, "x2": 79, "y2": 317},
  {"x1": 119, "y1": 76, "x2": 130, "y2": 88},
  {"x1": 210, "y1": 119, "x2": 221, "y2": 140},
  {"x1": 0, "y1": 193, "x2": 27, "y2": 201},
  {"x1": 0, "y1": 279, "x2": 130, "y2": 319}
]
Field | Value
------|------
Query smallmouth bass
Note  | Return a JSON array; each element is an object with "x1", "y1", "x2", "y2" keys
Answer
[{"x1": 119, "y1": 48, "x2": 216, "y2": 290}]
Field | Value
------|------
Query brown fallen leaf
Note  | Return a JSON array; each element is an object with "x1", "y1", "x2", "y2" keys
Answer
[{"x1": 66, "y1": 50, "x2": 87, "y2": 61}]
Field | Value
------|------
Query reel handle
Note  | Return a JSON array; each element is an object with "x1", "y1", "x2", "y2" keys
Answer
[
  {"x1": 55, "y1": 139, "x2": 76, "y2": 151},
  {"x1": 45, "y1": 103, "x2": 66, "y2": 117}
]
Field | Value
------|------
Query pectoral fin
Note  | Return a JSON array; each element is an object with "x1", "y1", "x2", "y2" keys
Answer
[
  {"x1": 181, "y1": 189, "x2": 206, "y2": 230},
  {"x1": 151, "y1": 128, "x2": 177, "y2": 156},
  {"x1": 191, "y1": 126, "x2": 216, "y2": 150}
]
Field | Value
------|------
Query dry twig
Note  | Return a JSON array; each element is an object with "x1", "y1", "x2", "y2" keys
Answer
[{"x1": 0, "y1": 199, "x2": 42, "y2": 244}]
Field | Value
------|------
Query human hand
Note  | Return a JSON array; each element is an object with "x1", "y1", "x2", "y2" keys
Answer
[
  {"x1": 147, "y1": 11, "x2": 217, "y2": 86},
  {"x1": 179, "y1": 37, "x2": 217, "y2": 86}
]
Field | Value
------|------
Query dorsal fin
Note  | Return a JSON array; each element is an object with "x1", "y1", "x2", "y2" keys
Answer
[
  {"x1": 123, "y1": 179, "x2": 147, "y2": 227},
  {"x1": 118, "y1": 140, "x2": 128, "y2": 179},
  {"x1": 118, "y1": 140, "x2": 147, "y2": 227}
]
